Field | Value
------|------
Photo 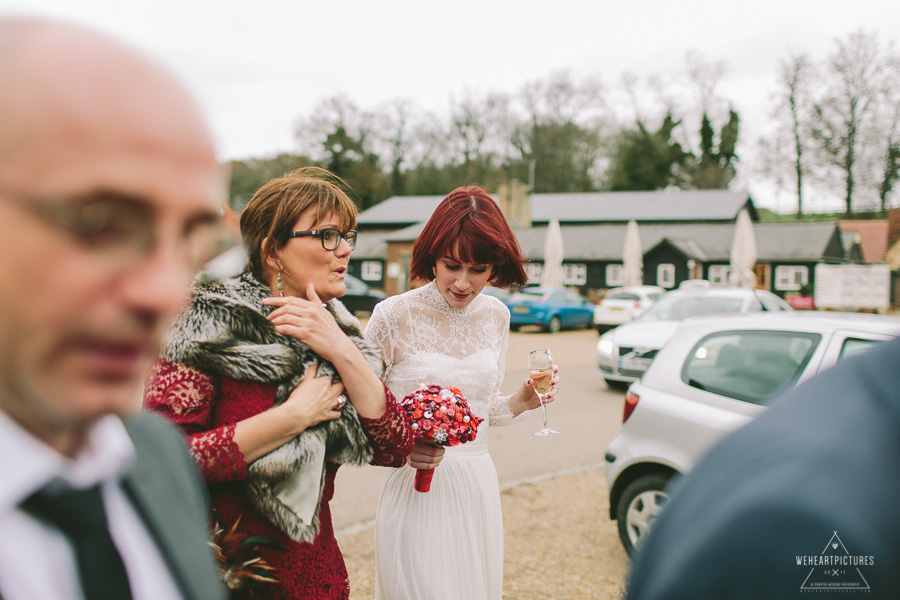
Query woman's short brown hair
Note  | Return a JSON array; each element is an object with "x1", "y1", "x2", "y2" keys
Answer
[
  {"x1": 240, "y1": 167, "x2": 357, "y2": 280},
  {"x1": 409, "y1": 185, "x2": 527, "y2": 288}
]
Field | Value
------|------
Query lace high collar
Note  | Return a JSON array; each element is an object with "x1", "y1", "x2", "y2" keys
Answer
[{"x1": 416, "y1": 280, "x2": 484, "y2": 315}]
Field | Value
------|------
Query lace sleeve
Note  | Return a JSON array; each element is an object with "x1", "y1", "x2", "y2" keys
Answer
[
  {"x1": 358, "y1": 384, "x2": 414, "y2": 467},
  {"x1": 364, "y1": 302, "x2": 394, "y2": 378},
  {"x1": 143, "y1": 359, "x2": 248, "y2": 483},
  {"x1": 488, "y1": 305, "x2": 529, "y2": 427}
]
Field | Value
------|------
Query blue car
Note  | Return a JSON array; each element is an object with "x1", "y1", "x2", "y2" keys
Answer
[{"x1": 506, "y1": 287, "x2": 595, "y2": 333}]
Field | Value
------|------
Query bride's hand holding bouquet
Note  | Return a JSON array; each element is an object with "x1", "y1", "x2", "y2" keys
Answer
[{"x1": 399, "y1": 385, "x2": 483, "y2": 492}]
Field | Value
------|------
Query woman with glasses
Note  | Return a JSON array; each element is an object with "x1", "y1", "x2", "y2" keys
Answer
[{"x1": 144, "y1": 167, "x2": 413, "y2": 600}]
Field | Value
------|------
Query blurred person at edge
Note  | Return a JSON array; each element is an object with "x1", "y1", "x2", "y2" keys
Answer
[
  {"x1": 627, "y1": 338, "x2": 900, "y2": 599},
  {"x1": 0, "y1": 15, "x2": 227, "y2": 600},
  {"x1": 144, "y1": 168, "x2": 414, "y2": 599},
  {"x1": 365, "y1": 186, "x2": 561, "y2": 600}
]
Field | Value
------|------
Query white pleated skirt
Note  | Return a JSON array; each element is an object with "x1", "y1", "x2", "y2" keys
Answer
[{"x1": 373, "y1": 444, "x2": 503, "y2": 600}]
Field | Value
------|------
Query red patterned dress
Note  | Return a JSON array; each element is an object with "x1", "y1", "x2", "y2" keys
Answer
[{"x1": 144, "y1": 360, "x2": 412, "y2": 599}]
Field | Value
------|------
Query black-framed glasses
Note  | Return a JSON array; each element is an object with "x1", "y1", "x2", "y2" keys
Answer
[{"x1": 289, "y1": 228, "x2": 357, "y2": 251}]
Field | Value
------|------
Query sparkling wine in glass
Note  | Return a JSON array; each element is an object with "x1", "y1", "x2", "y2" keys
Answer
[{"x1": 529, "y1": 348, "x2": 560, "y2": 436}]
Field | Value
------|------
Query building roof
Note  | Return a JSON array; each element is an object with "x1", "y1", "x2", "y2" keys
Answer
[
  {"x1": 356, "y1": 195, "x2": 446, "y2": 228},
  {"x1": 838, "y1": 220, "x2": 889, "y2": 263},
  {"x1": 530, "y1": 190, "x2": 756, "y2": 223},
  {"x1": 357, "y1": 190, "x2": 756, "y2": 228},
  {"x1": 515, "y1": 221, "x2": 843, "y2": 263},
  {"x1": 352, "y1": 230, "x2": 389, "y2": 259}
]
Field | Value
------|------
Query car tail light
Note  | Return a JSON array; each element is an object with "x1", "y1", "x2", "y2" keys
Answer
[
  {"x1": 634, "y1": 300, "x2": 641, "y2": 308},
  {"x1": 623, "y1": 390, "x2": 640, "y2": 423}
]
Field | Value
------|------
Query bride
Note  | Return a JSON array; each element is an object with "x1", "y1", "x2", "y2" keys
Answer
[{"x1": 365, "y1": 185, "x2": 560, "y2": 600}]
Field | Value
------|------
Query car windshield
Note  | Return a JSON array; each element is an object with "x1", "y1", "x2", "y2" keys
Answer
[
  {"x1": 343, "y1": 275, "x2": 368, "y2": 294},
  {"x1": 480, "y1": 287, "x2": 510, "y2": 300},
  {"x1": 640, "y1": 294, "x2": 744, "y2": 321},
  {"x1": 509, "y1": 290, "x2": 547, "y2": 303}
]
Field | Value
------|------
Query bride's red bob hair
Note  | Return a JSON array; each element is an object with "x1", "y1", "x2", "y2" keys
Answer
[{"x1": 409, "y1": 185, "x2": 528, "y2": 288}]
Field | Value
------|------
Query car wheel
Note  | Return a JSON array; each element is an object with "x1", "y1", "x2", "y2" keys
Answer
[
  {"x1": 604, "y1": 378, "x2": 630, "y2": 391},
  {"x1": 616, "y1": 473, "x2": 671, "y2": 557},
  {"x1": 510, "y1": 324, "x2": 521, "y2": 332},
  {"x1": 546, "y1": 316, "x2": 562, "y2": 334}
]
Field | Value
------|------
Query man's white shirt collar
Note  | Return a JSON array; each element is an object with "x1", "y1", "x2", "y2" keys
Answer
[{"x1": 0, "y1": 410, "x2": 136, "y2": 510}]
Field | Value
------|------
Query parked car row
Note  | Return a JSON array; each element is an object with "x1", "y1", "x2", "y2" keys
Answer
[
  {"x1": 604, "y1": 310, "x2": 900, "y2": 556},
  {"x1": 593, "y1": 285, "x2": 666, "y2": 332},
  {"x1": 484, "y1": 284, "x2": 663, "y2": 334},
  {"x1": 597, "y1": 284, "x2": 792, "y2": 388}
]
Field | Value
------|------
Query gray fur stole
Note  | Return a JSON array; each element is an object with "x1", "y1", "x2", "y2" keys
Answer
[{"x1": 160, "y1": 270, "x2": 382, "y2": 542}]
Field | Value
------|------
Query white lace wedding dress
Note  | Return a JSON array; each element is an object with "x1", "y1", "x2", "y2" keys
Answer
[{"x1": 365, "y1": 281, "x2": 526, "y2": 600}]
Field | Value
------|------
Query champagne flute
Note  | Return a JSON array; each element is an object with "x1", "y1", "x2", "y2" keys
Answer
[{"x1": 529, "y1": 348, "x2": 560, "y2": 436}]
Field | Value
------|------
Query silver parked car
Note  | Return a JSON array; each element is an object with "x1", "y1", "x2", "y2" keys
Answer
[
  {"x1": 605, "y1": 311, "x2": 900, "y2": 556},
  {"x1": 597, "y1": 284, "x2": 791, "y2": 388},
  {"x1": 593, "y1": 285, "x2": 666, "y2": 332}
]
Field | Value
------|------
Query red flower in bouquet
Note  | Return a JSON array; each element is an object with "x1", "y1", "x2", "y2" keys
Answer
[{"x1": 399, "y1": 385, "x2": 483, "y2": 492}]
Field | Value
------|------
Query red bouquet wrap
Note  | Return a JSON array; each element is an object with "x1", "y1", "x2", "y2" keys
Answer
[{"x1": 399, "y1": 385, "x2": 483, "y2": 492}]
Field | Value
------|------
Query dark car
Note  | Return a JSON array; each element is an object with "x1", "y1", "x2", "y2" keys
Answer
[{"x1": 340, "y1": 273, "x2": 387, "y2": 315}]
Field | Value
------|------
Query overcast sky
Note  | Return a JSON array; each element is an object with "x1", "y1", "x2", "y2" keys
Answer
[{"x1": 5, "y1": 1, "x2": 900, "y2": 212}]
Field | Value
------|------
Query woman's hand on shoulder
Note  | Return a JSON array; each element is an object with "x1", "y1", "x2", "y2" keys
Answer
[
  {"x1": 264, "y1": 283, "x2": 351, "y2": 362},
  {"x1": 279, "y1": 363, "x2": 346, "y2": 432}
]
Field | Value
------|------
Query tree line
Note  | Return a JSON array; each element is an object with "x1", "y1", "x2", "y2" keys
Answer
[{"x1": 229, "y1": 30, "x2": 899, "y2": 218}]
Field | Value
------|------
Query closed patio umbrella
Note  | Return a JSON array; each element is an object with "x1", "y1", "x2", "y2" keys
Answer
[
  {"x1": 729, "y1": 208, "x2": 757, "y2": 289},
  {"x1": 622, "y1": 220, "x2": 643, "y2": 287},
  {"x1": 540, "y1": 219, "x2": 565, "y2": 289}
]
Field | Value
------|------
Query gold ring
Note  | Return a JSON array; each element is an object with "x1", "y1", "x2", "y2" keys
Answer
[{"x1": 336, "y1": 395, "x2": 346, "y2": 407}]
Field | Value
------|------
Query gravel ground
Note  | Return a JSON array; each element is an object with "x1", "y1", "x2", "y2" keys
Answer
[{"x1": 338, "y1": 466, "x2": 629, "y2": 600}]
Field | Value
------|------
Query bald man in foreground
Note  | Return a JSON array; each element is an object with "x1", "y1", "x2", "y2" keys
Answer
[{"x1": 0, "y1": 16, "x2": 227, "y2": 600}]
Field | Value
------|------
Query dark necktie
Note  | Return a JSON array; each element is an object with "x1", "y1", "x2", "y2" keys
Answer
[{"x1": 21, "y1": 482, "x2": 133, "y2": 600}]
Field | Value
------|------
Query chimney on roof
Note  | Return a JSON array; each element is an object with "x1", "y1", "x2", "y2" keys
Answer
[{"x1": 498, "y1": 180, "x2": 531, "y2": 227}]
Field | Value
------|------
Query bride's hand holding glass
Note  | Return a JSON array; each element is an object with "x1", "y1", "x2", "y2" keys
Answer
[
  {"x1": 528, "y1": 349, "x2": 561, "y2": 436},
  {"x1": 523, "y1": 365, "x2": 560, "y2": 410}
]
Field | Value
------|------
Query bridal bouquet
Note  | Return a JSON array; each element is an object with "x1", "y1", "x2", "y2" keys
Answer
[{"x1": 399, "y1": 385, "x2": 483, "y2": 492}]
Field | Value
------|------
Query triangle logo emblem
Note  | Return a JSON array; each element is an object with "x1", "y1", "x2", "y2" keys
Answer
[{"x1": 799, "y1": 531, "x2": 871, "y2": 591}]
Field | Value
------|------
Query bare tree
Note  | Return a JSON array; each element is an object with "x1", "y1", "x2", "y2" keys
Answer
[
  {"x1": 511, "y1": 71, "x2": 607, "y2": 192},
  {"x1": 759, "y1": 52, "x2": 816, "y2": 217},
  {"x1": 783, "y1": 54, "x2": 814, "y2": 218},
  {"x1": 294, "y1": 94, "x2": 379, "y2": 176},
  {"x1": 876, "y1": 55, "x2": 900, "y2": 215},
  {"x1": 374, "y1": 98, "x2": 418, "y2": 197},
  {"x1": 685, "y1": 49, "x2": 728, "y2": 115},
  {"x1": 811, "y1": 30, "x2": 891, "y2": 216}
]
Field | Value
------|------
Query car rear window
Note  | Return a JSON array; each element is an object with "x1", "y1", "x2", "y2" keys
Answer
[
  {"x1": 643, "y1": 295, "x2": 743, "y2": 320},
  {"x1": 682, "y1": 330, "x2": 820, "y2": 405},
  {"x1": 839, "y1": 337, "x2": 882, "y2": 361},
  {"x1": 606, "y1": 291, "x2": 640, "y2": 301},
  {"x1": 509, "y1": 291, "x2": 546, "y2": 303}
]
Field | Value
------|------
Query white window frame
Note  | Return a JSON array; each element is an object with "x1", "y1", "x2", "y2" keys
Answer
[
  {"x1": 563, "y1": 263, "x2": 588, "y2": 286},
  {"x1": 606, "y1": 264, "x2": 624, "y2": 287},
  {"x1": 774, "y1": 265, "x2": 809, "y2": 292},
  {"x1": 708, "y1": 264, "x2": 731, "y2": 285},
  {"x1": 360, "y1": 260, "x2": 383, "y2": 282},
  {"x1": 658, "y1": 264, "x2": 676, "y2": 288},
  {"x1": 526, "y1": 262, "x2": 543, "y2": 284}
]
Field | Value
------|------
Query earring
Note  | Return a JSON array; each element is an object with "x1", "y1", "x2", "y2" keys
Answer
[{"x1": 277, "y1": 272, "x2": 285, "y2": 297}]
